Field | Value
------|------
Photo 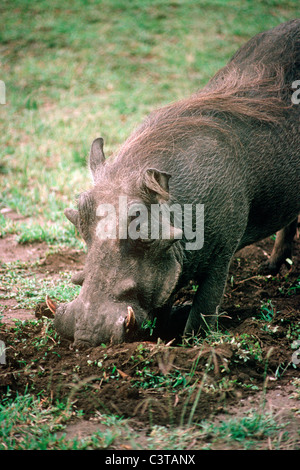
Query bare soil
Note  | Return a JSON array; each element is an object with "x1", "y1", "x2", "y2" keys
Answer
[{"x1": 0, "y1": 233, "x2": 299, "y2": 449}]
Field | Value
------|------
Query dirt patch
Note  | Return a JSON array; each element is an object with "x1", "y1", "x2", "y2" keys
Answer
[
  {"x1": 0, "y1": 234, "x2": 48, "y2": 264},
  {"x1": 0, "y1": 208, "x2": 31, "y2": 222},
  {"x1": 37, "y1": 249, "x2": 86, "y2": 274},
  {"x1": 0, "y1": 234, "x2": 299, "y2": 448},
  {"x1": 0, "y1": 235, "x2": 85, "y2": 324}
]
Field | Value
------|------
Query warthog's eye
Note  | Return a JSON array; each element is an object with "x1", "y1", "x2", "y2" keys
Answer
[
  {"x1": 139, "y1": 237, "x2": 155, "y2": 244},
  {"x1": 127, "y1": 202, "x2": 151, "y2": 240},
  {"x1": 116, "y1": 288, "x2": 137, "y2": 302},
  {"x1": 125, "y1": 236, "x2": 156, "y2": 256},
  {"x1": 115, "y1": 279, "x2": 137, "y2": 301}
]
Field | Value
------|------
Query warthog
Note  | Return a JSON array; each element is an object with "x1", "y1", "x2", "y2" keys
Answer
[{"x1": 52, "y1": 20, "x2": 299, "y2": 347}]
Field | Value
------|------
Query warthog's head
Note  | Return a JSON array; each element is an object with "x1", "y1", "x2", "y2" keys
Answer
[{"x1": 53, "y1": 138, "x2": 184, "y2": 347}]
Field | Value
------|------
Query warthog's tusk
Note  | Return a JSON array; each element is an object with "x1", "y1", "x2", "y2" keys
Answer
[
  {"x1": 125, "y1": 306, "x2": 136, "y2": 333},
  {"x1": 46, "y1": 295, "x2": 57, "y2": 315}
]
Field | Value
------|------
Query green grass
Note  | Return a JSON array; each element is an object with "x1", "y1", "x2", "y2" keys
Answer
[
  {"x1": 258, "y1": 300, "x2": 276, "y2": 322},
  {"x1": 197, "y1": 411, "x2": 284, "y2": 448},
  {"x1": 0, "y1": 389, "x2": 293, "y2": 450},
  {"x1": 1, "y1": 0, "x2": 299, "y2": 243},
  {"x1": 0, "y1": 391, "x2": 126, "y2": 450},
  {"x1": 0, "y1": 261, "x2": 80, "y2": 309}
]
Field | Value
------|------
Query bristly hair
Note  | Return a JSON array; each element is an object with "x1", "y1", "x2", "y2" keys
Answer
[
  {"x1": 113, "y1": 20, "x2": 300, "y2": 168},
  {"x1": 117, "y1": 64, "x2": 290, "y2": 162}
]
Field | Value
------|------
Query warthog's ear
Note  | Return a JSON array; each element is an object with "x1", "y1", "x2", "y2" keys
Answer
[
  {"x1": 142, "y1": 168, "x2": 171, "y2": 202},
  {"x1": 89, "y1": 137, "x2": 106, "y2": 182},
  {"x1": 64, "y1": 208, "x2": 79, "y2": 229}
]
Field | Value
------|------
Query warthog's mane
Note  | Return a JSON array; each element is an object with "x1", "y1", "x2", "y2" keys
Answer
[
  {"x1": 117, "y1": 63, "x2": 290, "y2": 164},
  {"x1": 101, "y1": 21, "x2": 300, "y2": 186}
]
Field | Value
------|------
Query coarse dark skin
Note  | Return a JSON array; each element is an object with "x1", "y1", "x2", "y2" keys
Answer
[{"x1": 52, "y1": 20, "x2": 300, "y2": 347}]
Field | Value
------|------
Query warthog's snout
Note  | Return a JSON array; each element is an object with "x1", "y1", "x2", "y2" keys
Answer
[{"x1": 52, "y1": 297, "x2": 139, "y2": 347}]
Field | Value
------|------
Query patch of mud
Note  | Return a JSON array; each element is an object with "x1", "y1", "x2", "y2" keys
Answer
[
  {"x1": 0, "y1": 312, "x2": 299, "y2": 430},
  {"x1": 0, "y1": 234, "x2": 299, "y2": 448},
  {"x1": 0, "y1": 208, "x2": 30, "y2": 222},
  {"x1": 0, "y1": 298, "x2": 32, "y2": 325},
  {"x1": 0, "y1": 234, "x2": 48, "y2": 264},
  {"x1": 37, "y1": 250, "x2": 86, "y2": 274}
]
